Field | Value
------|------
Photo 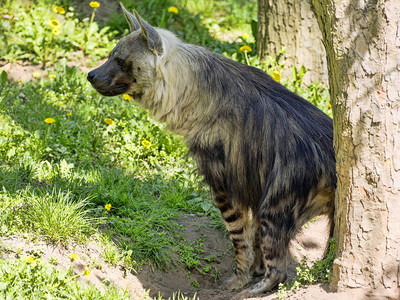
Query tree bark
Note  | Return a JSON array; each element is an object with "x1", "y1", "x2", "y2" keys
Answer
[
  {"x1": 257, "y1": 0, "x2": 328, "y2": 85},
  {"x1": 312, "y1": 0, "x2": 400, "y2": 297}
]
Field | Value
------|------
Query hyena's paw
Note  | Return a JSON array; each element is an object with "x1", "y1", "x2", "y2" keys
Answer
[
  {"x1": 223, "y1": 274, "x2": 251, "y2": 291},
  {"x1": 230, "y1": 290, "x2": 251, "y2": 300},
  {"x1": 238, "y1": 270, "x2": 287, "y2": 298}
]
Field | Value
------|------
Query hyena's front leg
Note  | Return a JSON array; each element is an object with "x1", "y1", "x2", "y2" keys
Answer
[{"x1": 216, "y1": 195, "x2": 257, "y2": 291}]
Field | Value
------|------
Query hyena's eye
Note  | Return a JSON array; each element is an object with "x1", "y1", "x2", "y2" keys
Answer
[{"x1": 115, "y1": 58, "x2": 125, "y2": 67}]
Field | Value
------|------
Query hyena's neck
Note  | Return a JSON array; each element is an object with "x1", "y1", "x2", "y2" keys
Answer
[{"x1": 142, "y1": 36, "x2": 227, "y2": 142}]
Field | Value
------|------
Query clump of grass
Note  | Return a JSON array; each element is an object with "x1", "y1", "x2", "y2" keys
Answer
[
  {"x1": 0, "y1": 257, "x2": 130, "y2": 299},
  {"x1": 20, "y1": 189, "x2": 98, "y2": 244},
  {"x1": 277, "y1": 238, "x2": 336, "y2": 299}
]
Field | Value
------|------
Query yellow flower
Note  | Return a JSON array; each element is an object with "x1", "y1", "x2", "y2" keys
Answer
[
  {"x1": 49, "y1": 74, "x2": 56, "y2": 79},
  {"x1": 90, "y1": 1, "x2": 100, "y2": 8},
  {"x1": 49, "y1": 19, "x2": 60, "y2": 28},
  {"x1": 272, "y1": 70, "x2": 281, "y2": 82},
  {"x1": 52, "y1": 28, "x2": 60, "y2": 35},
  {"x1": 33, "y1": 72, "x2": 40, "y2": 78},
  {"x1": 84, "y1": 267, "x2": 91, "y2": 278},
  {"x1": 53, "y1": 6, "x2": 66, "y2": 14},
  {"x1": 123, "y1": 94, "x2": 133, "y2": 101},
  {"x1": 105, "y1": 203, "x2": 111, "y2": 211},
  {"x1": 239, "y1": 45, "x2": 252, "y2": 53},
  {"x1": 45, "y1": 118, "x2": 56, "y2": 124},
  {"x1": 66, "y1": 112, "x2": 72, "y2": 117},
  {"x1": 104, "y1": 118, "x2": 114, "y2": 125},
  {"x1": 17, "y1": 79, "x2": 22, "y2": 83},
  {"x1": 242, "y1": 32, "x2": 249, "y2": 39},
  {"x1": 168, "y1": 6, "x2": 178, "y2": 14},
  {"x1": 141, "y1": 140, "x2": 151, "y2": 148},
  {"x1": 67, "y1": 253, "x2": 79, "y2": 261},
  {"x1": 25, "y1": 256, "x2": 36, "y2": 266},
  {"x1": 328, "y1": 103, "x2": 332, "y2": 109}
]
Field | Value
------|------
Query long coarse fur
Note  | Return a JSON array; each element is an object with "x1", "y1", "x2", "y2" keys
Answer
[
  {"x1": 88, "y1": 9, "x2": 336, "y2": 299},
  {"x1": 143, "y1": 29, "x2": 335, "y2": 221}
]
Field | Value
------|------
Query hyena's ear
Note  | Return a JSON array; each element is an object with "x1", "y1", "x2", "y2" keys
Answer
[
  {"x1": 120, "y1": 2, "x2": 140, "y2": 32},
  {"x1": 133, "y1": 10, "x2": 164, "y2": 56}
]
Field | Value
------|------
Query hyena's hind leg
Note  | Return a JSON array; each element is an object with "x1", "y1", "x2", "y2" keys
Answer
[
  {"x1": 216, "y1": 195, "x2": 257, "y2": 291},
  {"x1": 249, "y1": 229, "x2": 265, "y2": 277},
  {"x1": 232, "y1": 208, "x2": 294, "y2": 300}
]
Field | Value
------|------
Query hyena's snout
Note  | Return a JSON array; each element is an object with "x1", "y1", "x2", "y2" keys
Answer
[
  {"x1": 86, "y1": 70, "x2": 97, "y2": 84},
  {"x1": 87, "y1": 65, "x2": 131, "y2": 97}
]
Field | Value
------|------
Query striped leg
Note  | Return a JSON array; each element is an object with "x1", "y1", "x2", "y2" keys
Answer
[
  {"x1": 249, "y1": 229, "x2": 265, "y2": 277},
  {"x1": 231, "y1": 211, "x2": 291, "y2": 300},
  {"x1": 216, "y1": 196, "x2": 257, "y2": 291}
]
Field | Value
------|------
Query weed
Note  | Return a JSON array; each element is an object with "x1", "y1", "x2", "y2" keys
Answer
[
  {"x1": 277, "y1": 239, "x2": 336, "y2": 299},
  {"x1": 0, "y1": 257, "x2": 130, "y2": 299},
  {"x1": 20, "y1": 189, "x2": 98, "y2": 244},
  {"x1": 203, "y1": 255, "x2": 217, "y2": 263},
  {"x1": 0, "y1": 0, "x2": 117, "y2": 65}
]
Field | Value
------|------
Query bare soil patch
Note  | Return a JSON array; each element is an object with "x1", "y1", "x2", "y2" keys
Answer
[{"x1": 0, "y1": 213, "x2": 337, "y2": 300}]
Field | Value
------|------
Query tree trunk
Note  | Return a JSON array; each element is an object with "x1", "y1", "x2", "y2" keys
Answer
[
  {"x1": 312, "y1": 0, "x2": 400, "y2": 297},
  {"x1": 257, "y1": 0, "x2": 328, "y2": 85}
]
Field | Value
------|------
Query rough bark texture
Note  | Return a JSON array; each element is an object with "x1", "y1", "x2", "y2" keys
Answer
[
  {"x1": 257, "y1": 0, "x2": 328, "y2": 85},
  {"x1": 312, "y1": 0, "x2": 400, "y2": 297}
]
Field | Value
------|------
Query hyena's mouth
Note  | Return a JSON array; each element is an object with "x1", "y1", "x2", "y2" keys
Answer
[{"x1": 94, "y1": 84, "x2": 130, "y2": 97}]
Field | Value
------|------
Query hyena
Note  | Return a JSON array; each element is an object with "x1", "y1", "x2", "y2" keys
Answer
[{"x1": 88, "y1": 4, "x2": 336, "y2": 299}]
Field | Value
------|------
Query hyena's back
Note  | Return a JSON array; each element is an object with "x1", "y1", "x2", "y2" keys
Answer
[{"x1": 88, "y1": 7, "x2": 336, "y2": 299}]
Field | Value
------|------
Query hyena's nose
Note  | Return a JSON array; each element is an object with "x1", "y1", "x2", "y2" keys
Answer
[{"x1": 87, "y1": 71, "x2": 96, "y2": 83}]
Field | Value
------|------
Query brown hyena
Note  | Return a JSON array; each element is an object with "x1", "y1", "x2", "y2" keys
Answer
[{"x1": 87, "y1": 4, "x2": 336, "y2": 299}]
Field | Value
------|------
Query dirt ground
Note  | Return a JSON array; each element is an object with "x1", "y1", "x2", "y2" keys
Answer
[{"x1": 0, "y1": 213, "x2": 341, "y2": 300}]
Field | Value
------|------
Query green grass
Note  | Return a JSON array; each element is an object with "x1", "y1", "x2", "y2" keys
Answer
[
  {"x1": 277, "y1": 239, "x2": 337, "y2": 299},
  {"x1": 20, "y1": 189, "x2": 96, "y2": 244},
  {"x1": 0, "y1": 257, "x2": 130, "y2": 300},
  {"x1": 0, "y1": 66, "x2": 210, "y2": 268}
]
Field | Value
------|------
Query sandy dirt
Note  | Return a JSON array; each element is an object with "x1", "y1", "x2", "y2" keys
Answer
[{"x1": 0, "y1": 213, "x2": 342, "y2": 300}]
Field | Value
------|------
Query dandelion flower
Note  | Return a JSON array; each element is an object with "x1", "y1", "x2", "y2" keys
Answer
[
  {"x1": 25, "y1": 256, "x2": 36, "y2": 266},
  {"x1": 66, "y1": 112, "x2": 72, "y2": 116},
  {"x1": 141, "y1": 140, "x2": 151, "y2": 148},
  {"x1": 49, "y1": 74, "x2": 56, "y2": 79},
  {"x1": 105, "y1": 203, "x2": 111, "y2": 211},
  {"x1": 45, "y1": 118, "x2": 56, "y2": 124},
  {"x1": 123, "y1": 94, "x2": 133, "y2": 101},
  {"x1": 239, "y1": 45, "x2": 252, "y2": 53},
  {"x1": 90, "y1": 1, "x2": 100, "y2": 8},
  {"x1": 84, "y1": 267, "x2": 91, "y2": 278},
  {"x1": 53, "y1": 6, "x2": 66, "y2": 14},
  {"x1": 272, "y1": 70, "x2": 281, "y2": 82},
  {"x1": 49, "y1": 19, "x2": 60, "y2": 28},
  {"x1": 18, "y1": 79, "x2": 22, "y2": 83},
  {"x1": 328, "y1": 103, "x2": 332, "y2": 109},
  {"x1": 67, "y1": 253, "x2": 79, "y2": 261},
  {"x1": 242, "y1": 32, "x2": 249, "y2": 39},
  {"x1": 168, "y1": 6, "x2": 178, "y2": 14},
  {"x1": 52, "y1": 28, "x2": 60, "y2": 35},
  {"x1": 33, "y1": 72, "x2": 40, "y2": 78},
  {"x1": 104, "y1": 118, "x2": 114, "y2": 125}
]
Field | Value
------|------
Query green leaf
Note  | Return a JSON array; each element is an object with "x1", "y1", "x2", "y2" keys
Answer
[{"x1": 1, "y1": 70, "x2": 7, "y2": 86}]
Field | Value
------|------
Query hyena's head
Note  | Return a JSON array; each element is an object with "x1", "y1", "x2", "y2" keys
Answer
[{"x1": 87, "y1": 4, "x2": 163, "y2": 97}]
